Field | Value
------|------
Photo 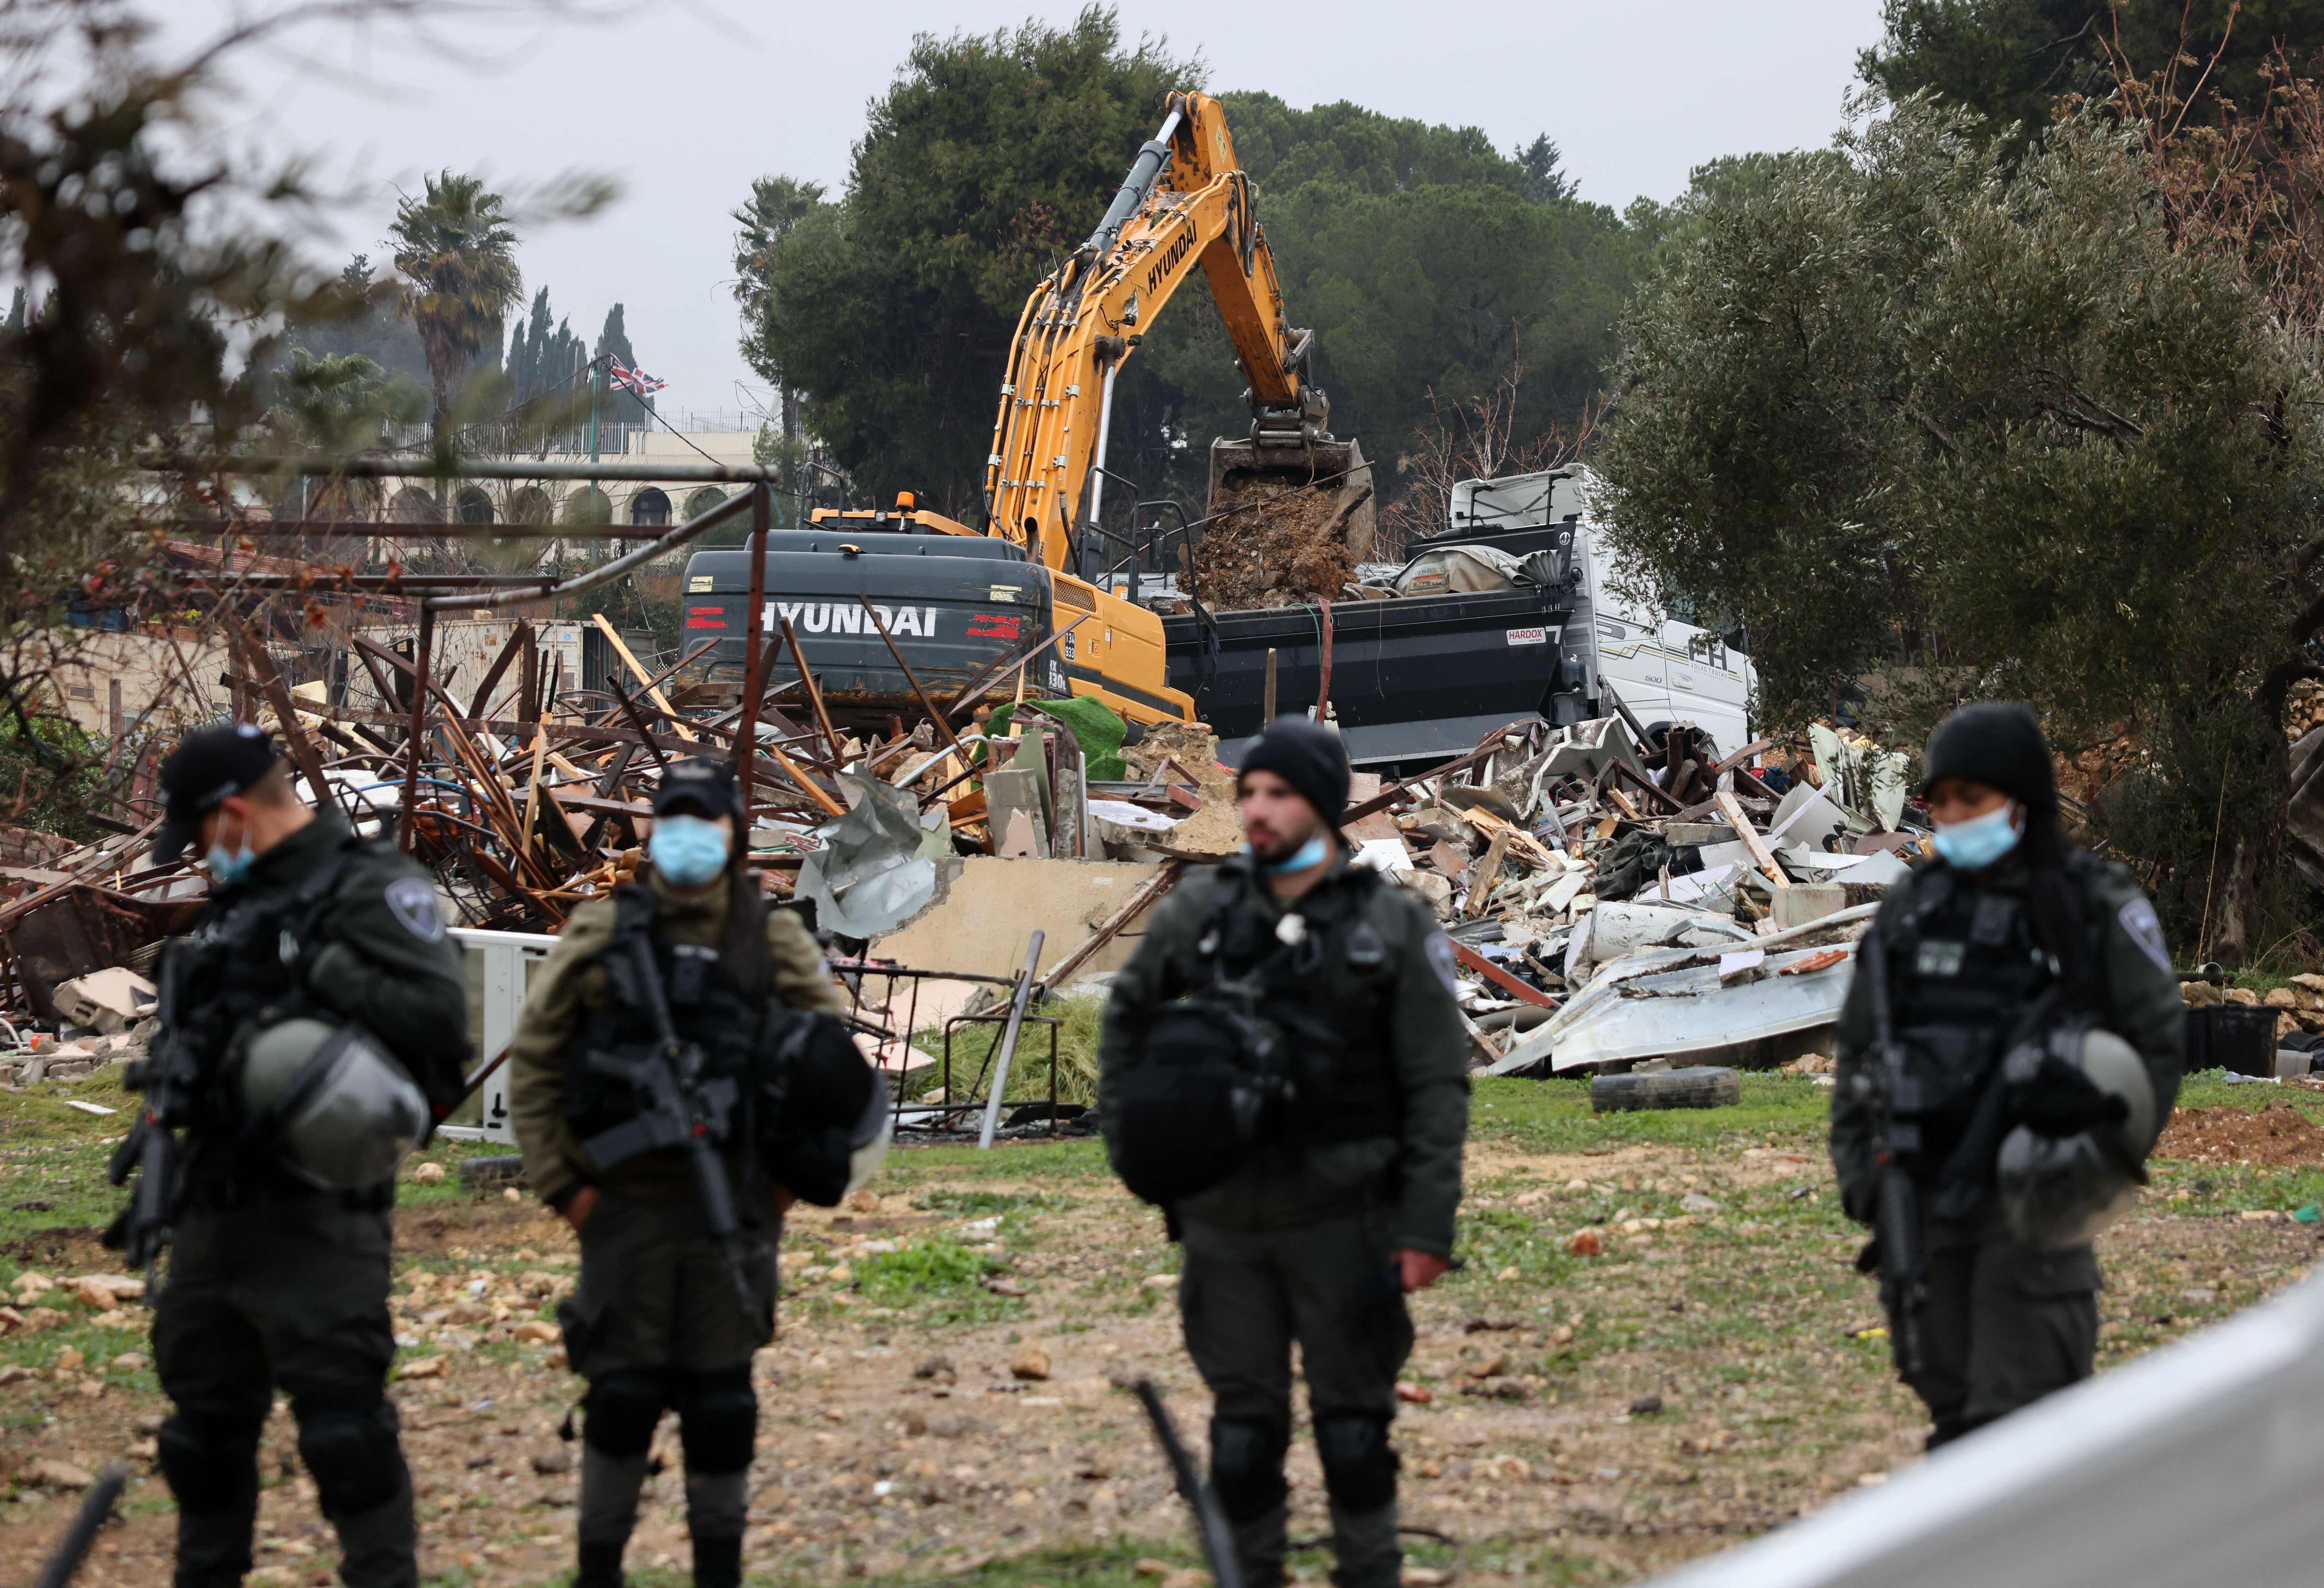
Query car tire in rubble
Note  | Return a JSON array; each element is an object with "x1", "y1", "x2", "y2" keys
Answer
[{"x1": 1590, "y1": 1065, "x2": 1742, "y2": 1114}]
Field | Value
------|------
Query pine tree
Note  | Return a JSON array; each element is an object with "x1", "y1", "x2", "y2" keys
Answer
[{"x1": 594, "y1": 303, "x2": 652, "y2": 427}]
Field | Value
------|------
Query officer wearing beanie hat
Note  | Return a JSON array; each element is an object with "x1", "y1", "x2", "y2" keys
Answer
[
  {"x1": 1098, "y1": 717, "x2": 1470, "y2": 1588},
  {"x1": 1830, "y1": 702, "x2": 2184, "y2": 1448}
]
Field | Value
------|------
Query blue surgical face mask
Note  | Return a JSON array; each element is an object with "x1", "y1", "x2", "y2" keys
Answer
[
  {"x1": 650, "y1": 814, "x2": 731, "y2": 887},
  {"x1": 204, "y1": 839, "x2": 254, "y2": 887},
  {"x1": 1256, "y1": 832, "x2": 1330, "y2": 874},
  {"x1": 1933, "y1": 803, "x2": 2022, "y2": 871},
  {"x1": 204, "y1": 808, "x2": 254, "y2": 887}
]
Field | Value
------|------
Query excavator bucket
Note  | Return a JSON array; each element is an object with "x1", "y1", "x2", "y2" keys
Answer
[{"x1": 1205, "y1": 434, "x2": 1376, "y2": 564}]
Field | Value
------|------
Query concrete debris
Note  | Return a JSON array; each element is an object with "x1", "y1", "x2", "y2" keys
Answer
[
  {"x1": 51, "y1": 967, "x2": 157, "y2": 1034},
  {"x1": 1347, "y1": 714, "x2": 1926, "y2": 1079}
]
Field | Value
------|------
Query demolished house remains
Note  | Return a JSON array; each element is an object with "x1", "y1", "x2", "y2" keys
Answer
[{"x1": 0, "y1": 448, "x2": 1946, "y2": 1130}]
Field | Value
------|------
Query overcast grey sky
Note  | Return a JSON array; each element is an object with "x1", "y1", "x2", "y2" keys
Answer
[{"x1": 183, "y1": 0, "x2": 1885, "y2": 421}]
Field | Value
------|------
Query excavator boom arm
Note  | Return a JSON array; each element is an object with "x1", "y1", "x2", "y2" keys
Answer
[{"x1": 985, "y1": 92, "x2": 1323, "y2": 572}]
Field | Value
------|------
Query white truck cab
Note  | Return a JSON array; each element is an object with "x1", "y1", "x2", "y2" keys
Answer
[{"x1": 1447, "y1": 468, "x2": 1756, "y2": 759}]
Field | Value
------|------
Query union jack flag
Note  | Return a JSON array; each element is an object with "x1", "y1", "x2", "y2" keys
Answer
[{"x1": 607, "y1": 358, "x2": 665, "y2": 396}]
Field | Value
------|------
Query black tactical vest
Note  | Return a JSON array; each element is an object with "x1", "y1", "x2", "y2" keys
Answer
[
  {"x1": 562, "y1": 885, "x2": 765, "y2": 1145},
  {"x1": 1171, "y1": 860, "x2": 1402, "y2": 1145},
  {"x1": 170, "y1": 835, "x2": 364, "y2": 1191},
  {"x1": 1881, "y1": 867, "x2": 2064, "y2": 1168}
]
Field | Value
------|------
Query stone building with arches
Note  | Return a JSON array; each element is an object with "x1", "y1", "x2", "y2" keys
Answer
[{"x1": 372, "y1": 423, "x2": 766, "y2": 543}]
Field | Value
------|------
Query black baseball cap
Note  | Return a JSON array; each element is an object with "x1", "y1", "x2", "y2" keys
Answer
[
  {"x1": 1236, "y1": 714, "x2": 1351, "y2": 829},
  {"x1": 652, "y1": 757, "x2": 742, "y2": 821},
  {"x1": 154, "y1": 723, "x2": 282, "y2": 864}
]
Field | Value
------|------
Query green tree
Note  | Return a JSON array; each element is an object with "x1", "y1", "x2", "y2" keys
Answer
[
  {"x1": 739, "y1": 15, "x2": 1636, "y2": 525},
  {"x1": 1595, "y1": 93, "x2": 2319, "y2": 962},
  {"x1": 1118, "y1": 93, "x2": 1636, "y2": 513},
  {"x1": 733, "y1": 175, "x2": 826, "y2": 445},
  {"x1": 1860, "y1": 0, "x2": 2324, "y2": 152},
  {"x1": 741, "y1": 8, "x2": 1198, "y2": 518},
  {"x1": 593, "y1": 302, "x2": 654, "y2": 428},
  {"x1": 388, "y1": 170, "x2": 523, "y2": 438}
]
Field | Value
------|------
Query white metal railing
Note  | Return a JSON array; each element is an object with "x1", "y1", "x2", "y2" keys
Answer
[
  {"x1": 437, "y1": 926, "x2": 557, "y2": 1147},
  {"x1": 1643, "y1": 1268, "x2": 2324, "y2": 1587}
]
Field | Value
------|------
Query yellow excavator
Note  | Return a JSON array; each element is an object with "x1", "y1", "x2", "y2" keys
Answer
[
  {"x1": 983, "y1": 89, "x2": 1371, "y2": 575},
  {"x1": 704, "y1": 92, "x2": 1367, "y2": 729}
]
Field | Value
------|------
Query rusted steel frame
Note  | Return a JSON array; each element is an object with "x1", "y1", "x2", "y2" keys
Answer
[
  {"x1": 398, "y1": 606, "x2": 433, "y2": 853},
  {"x1": 1339, "y1": 725, "x2": 1528, "y2": 826},
  {"x1": 148, "y1": 454, "x2": 794, "y2": 484},
  {"x1": 779, "y1": 612, "x2": 848, "y2": 771},
  {"x1": 225, "y1": 623, "x2": 332, "y2": 810},
  {"x1": 939, "y1": 613, "x2": 1092, "y2": 721},
  {"x1": 607, "y1": 681, "x2": 673, "y2": 774},
  {"x1": 736, "y1": 484, "x2": 770, "y2": 816},
  {"x1": 861, "y1": 599, "x2": 974, "y2": 765},
  {"x1": 465, "y1": 624, "x2": 531, "y2": 722}
]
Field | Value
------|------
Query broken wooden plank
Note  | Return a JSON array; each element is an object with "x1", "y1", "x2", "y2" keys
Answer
[
  {"x1": 1716, "y1": 788, "x2": 1792, "y2": 891},
  {"x1": 591, "y1": 613, "x2": 698, "y2": 743}
]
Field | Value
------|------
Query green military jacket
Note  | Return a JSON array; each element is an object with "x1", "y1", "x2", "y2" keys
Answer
[
  {"x1": 508, "y1": 870, "x2": 847, "y2": 1207},
  {"x1": 1829, "y1": 848, "x2": 2186, "y2": 1218},
  {"x1": 1097, "y1": 849, "x2": 1471, "y2": 1256}
]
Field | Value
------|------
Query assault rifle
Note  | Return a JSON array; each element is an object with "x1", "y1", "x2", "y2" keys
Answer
[
  {"x1": 1133, "y1": 1379, "x2": 1244, "y2": 1588},
  {"x1": 579, "y1": 937, "x2": 753, "y2": 1311},
  {"x1": 1848, "y1": 924, "x2": 1928, "y2": 1382},
  {"x1": 104, "y1": 946, "x2": 199, "y2": 1298},
  {"x1": 31, "y1": 1460, "x2": 127, "y2": 1588}
]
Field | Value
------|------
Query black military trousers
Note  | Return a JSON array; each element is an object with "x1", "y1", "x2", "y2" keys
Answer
[
  {"x1": 1883, "y1": 1210, "x2": 2101, "y2": 1445},
  {"x1": 1179, "y1": 1211, "x2": 1413, "y2": 1588},
  {"x1": 152, "y1": 1194, "x2": 410, "y2": 1588}
]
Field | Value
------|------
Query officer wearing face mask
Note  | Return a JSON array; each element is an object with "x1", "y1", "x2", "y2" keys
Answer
[
  {"x1": 127, "y1": 723, "x2": 470, "y2": 1588},
  {"x1": 507, "y1": 758, "x2": 856, "y2": 1588},
  {"x1": 1099, "y1": 716, "x2": 1469, "y2": 1588},
  {"x1": 1830, "y1": 703, "x2": 2183, "y2": 1448}
]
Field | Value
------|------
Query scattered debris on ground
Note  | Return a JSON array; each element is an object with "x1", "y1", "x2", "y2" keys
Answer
[{"x1": 2154, "y1": 1103, "x2": 2324, "y2": 1167}]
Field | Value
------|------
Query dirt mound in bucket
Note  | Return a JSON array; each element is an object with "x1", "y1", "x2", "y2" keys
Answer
[{"x1": 1184, "y1": 475, "x2": 1360, "y2": 610}]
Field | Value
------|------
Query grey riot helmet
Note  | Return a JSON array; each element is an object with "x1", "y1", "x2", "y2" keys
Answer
[
  {"x1": 240, "y1": 1018, "x2": 430, "y2": 1190},
  {"x1": 1996, "y1": 1026, "x2": 2158, "y2": 1250}
]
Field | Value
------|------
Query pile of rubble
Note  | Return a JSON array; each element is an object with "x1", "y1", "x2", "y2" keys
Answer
[{"x1": 1335, "y1": 712, "x2": 1926, "y2": 1079}]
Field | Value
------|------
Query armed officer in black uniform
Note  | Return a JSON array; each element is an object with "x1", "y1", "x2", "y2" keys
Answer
[
  {"x1": 1831, "y1": 703, "x2": 2184, "y2": 1447},
  {"x1": 509, "y1": 758, "x2": 878, "y2": 1588},
  {"x1": 123, "y1": 724, "x2": 471, "y2": 1588},
  {"x1": 1100, "y1": 718, "x2": 1470, "y2": 1588}
]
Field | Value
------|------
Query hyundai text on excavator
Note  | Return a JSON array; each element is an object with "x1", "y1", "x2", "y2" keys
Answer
[{"x1": 681, "y1": 91, "x2": 1370, "y2": 733}]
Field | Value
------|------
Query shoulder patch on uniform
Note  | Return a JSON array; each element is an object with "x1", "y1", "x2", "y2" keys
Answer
[
  {"x1": 2116, "y1": 897, "x2": 2171, "y2": 974},
  {"x1": 1424, "y1": 932, "x2": 1460, "y2": 997},
  {"x1": 384, "y1": 877, "x2": 446, "y2": 943}
]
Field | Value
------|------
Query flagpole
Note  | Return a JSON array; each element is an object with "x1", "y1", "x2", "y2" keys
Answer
[{"x1": 588, "y1": 355, "x2": 603, "y2": 562}]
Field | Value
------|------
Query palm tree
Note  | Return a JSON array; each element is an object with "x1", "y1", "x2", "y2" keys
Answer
[{"x1": 388, "y1": 171, "x2": 521, "y2": 443}]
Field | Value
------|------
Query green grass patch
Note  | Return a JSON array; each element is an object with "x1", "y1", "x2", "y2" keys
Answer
[
  {"x1": 1469, "y1": 1074, "x2": 1831, "y2": 1153},
  {"x1": 902, "y1": 993, "x2": 1105, "y2": 1109}
]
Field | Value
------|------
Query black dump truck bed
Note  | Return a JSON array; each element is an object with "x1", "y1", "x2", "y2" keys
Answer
[
  {"x1": 682, "y1": 532, "x2": 1067, "y2": 723},
  {"x1": 1163, "y1": 584, "x2": 1577, "y2": 768}
]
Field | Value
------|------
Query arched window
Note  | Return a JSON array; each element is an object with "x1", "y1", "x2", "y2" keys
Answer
[
  {"x1": 684, "y1": 486, "x2": 728, "y2": 520},
  {"x1": 389, "y1": 487, "x2": 435, "y2": 524},
  {"x1": 509, "y1": 486, "x2": 552, "y2": 524},
  {"x1": 562, "y1": 487, "x2": 612, "y2": 525},
  {"x1": 455, "y1": 487, "x2": 495, "y2": 525},
  {"x1": 629, "y1": 487, "x2": 671, "y2": 527}
]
